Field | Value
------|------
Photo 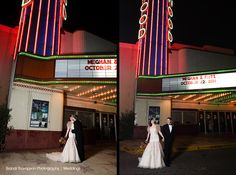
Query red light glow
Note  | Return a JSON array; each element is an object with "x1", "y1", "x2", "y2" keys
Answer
[{"x1": 25, "y1": 1, "x2": 34, "y2": 51}]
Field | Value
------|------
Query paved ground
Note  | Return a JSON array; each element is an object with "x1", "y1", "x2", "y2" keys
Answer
[
  {"x1": 2, "y1": 135, "x2": 236, "y2": 175},
  {"x1": 0, "y1": 142, "x2": 116, "y2": 175},
  {"x1": 120, "y1": 134, "x2": 236, "y2": 155},
  {"x1": 119, "y1": 134, "x2": 236, "y2": 175},
  {"x1": 119, "y1": 148, "x2": 236, "y2": 175}
]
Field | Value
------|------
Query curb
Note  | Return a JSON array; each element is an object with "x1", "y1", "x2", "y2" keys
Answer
[
  {"x1": 120, "y1": 143, "x2": 236, "y2": 155},
  {"x1": 175, "y1": 143, "x2": 236, "y2": 152}
]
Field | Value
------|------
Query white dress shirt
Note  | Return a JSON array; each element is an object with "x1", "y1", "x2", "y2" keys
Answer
[{"x1": 168, "y1": 124, "x2": 172, "y2": 133}]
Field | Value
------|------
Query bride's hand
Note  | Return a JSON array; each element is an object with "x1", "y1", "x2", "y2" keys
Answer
[{"x1": 162, "y1": 138, "x2": 165, "y2": 142}]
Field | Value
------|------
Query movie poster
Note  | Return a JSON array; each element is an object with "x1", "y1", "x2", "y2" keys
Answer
[{"x1": 30, "y1": 99, "x2": 49, "y2": 128}]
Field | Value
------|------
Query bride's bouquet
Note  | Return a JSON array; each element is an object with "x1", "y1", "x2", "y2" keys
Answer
[
  {"x1": 139, "y1": 141, "x2": 148, "y2": 149},
  {"x1": 59, "y1": 137, "x2": 66, "y2": 145},
  {"x1": 136, "y1": 140, "x2": 148, "y2": 154}
]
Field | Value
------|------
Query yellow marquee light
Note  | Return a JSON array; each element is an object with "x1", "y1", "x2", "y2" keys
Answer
[
  {"x1": 182, "y1": 94, "x2": 196, "y2": 101},
  {"x1": 203, "y1": 92, "x2": 231, "y2": 102},
  {"x1": 77, "y1": 86, "x2": 107, "y2": 97},
  {"x1": 88, "y1": 88, "x2": 117, "y2": 99},
  {"x1": 68, "y1": 85, "x2": 80, "y2": 92},
  {"x1": 193, "y1": 94, "x2": 212, "y2": 101},
  {"x1": 173, "y1": 95, "x2": 180, "y2": 99}
]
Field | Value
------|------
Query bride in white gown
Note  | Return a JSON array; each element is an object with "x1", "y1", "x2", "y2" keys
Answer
[
  {"x1": 138, "y1": 118, "x2": 165, "y2": 169},
  {"x1": 46, "y1": 117, "x2": 81, "y2": 163}
]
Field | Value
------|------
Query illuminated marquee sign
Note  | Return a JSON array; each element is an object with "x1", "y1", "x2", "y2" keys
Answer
[
  {"x1": 55, "y1": 58, "x2": 117, "y2": 78},
  {"x1": 21, "y1": 0, "x2": 32, "y2": 7},
  {"x1": 138, "y1": 0, "x2": 149, "y2": 39},
  {"x1": 167, "y1": 0, "x2": 174, "y2": 43},
  {"x1": 162, "y1": 72, "x2": 236, "y2": 91},
  {"x1": 62, "y1": 0, "x2": 68, "y2": 20},
  {"x1": 137, "y1": 0, "x2": 171, "y2": 76}
]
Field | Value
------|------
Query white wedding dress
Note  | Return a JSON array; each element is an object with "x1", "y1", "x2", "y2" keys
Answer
[
  {"x1": 46, "y1": 123, "x2": 81, "y2": 163},
  {"x1": 138, "y1": 126, "x2": 165, "y2": 169}
]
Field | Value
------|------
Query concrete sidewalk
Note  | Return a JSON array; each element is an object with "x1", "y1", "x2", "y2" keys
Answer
[
  {"x1": 0, "y1": 142, "x2": 116, "y2": 175},
  {"x1": 120, "y1": 134, "x2": 236, "y2": 155}
]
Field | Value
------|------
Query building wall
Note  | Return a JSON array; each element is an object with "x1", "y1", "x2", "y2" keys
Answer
[
  {"x1": 0, "y1": 25, "x2": 17, "y2": 105},
  {"x1": 73, "y1": 31, "x2": 85, "y2": 54},
  {"x1": 9, "y1": 83, "x2": 64, "y2": 131},
  {"x1": 119, "y1": 43, "x2": 138, "y2": 114},
  {"x1": 60, "y1": 31, "x2": 74, "y2": 54},
  {"x1": 169, "y1": 48, "x2": 236, "y2": 74},
  {"x1": 6, "y1": 83, "x2": 64, "y2": 150},
  {"x1": 83, "y1": 31, "x2": 116, "y2": 53},
  {"x1": 135, "y1": 97, "x2": 171, "y2": 126},
  {"x1": 61, "y1": 30, "x2": 116, "y2": 54}
]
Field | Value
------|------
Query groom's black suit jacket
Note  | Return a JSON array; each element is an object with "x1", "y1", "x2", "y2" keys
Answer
[
  {"x1": 161, "y1": 124, "x2": 176, "y2": 149},
  {"x1": 72, "y1": 120, "x2": 85, "y2": 161},
  {"x1": 161, "y1": 124, "x2": 175, "y2": 165}
]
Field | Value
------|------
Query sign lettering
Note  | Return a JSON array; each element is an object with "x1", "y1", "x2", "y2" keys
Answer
[
  {"x1": 138, "y1": 0, "x2": 149, "y2": 39},
  {"x1": 162, "y1": 72, "x2": 236, "y2": 91},
  {"x1": 55, "y1": 58, "x2": 117, "y2": 78}
]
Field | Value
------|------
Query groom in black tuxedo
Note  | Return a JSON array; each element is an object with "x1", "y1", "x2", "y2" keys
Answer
[
  {"x1": 161, "y1": 117, "x2": 175, "y2": 167},
  {"x1": 71, "y1": 114, "x2": 85, "y2": 162}
]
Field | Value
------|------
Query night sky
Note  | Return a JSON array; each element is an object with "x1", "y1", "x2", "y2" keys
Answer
[
  {"x1": 120, "y1": 0, "x2": 236, "y2": 52},
  {"x1": 0, "y1": 1, "x2": 235, "y2": 50},
  {"x1": 0, "y1": 0, "x2": 118, "y2": 43}
]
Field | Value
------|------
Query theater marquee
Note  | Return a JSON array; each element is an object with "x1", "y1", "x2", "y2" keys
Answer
[
  {"x1": 162, "y1": 72, "x2": 236, "y2": 91},
  {"x1": 55, "y1": 58, "x2": 117, "y2": 78}
]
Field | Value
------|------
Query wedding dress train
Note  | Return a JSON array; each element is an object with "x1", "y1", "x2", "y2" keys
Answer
[{"x1": 46, "y1": 123, "x2": 80, "y2": 163}]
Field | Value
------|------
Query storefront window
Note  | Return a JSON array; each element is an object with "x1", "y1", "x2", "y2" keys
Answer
[
  {"x1": 183, "y1": 111, "x2": 198, "y2": 125},
  {"x1": 95, "y1": 113, "x2": 100, "y2": 127},
  {"x1": 77, "y1": 112, "x2": 94, "y2": 129},
  {"x1": 63, "y1": 109, "x2": 94, "y2": 129},
  {"x1": 172, "y1": 110, "x2": 182, "y2": 125}
]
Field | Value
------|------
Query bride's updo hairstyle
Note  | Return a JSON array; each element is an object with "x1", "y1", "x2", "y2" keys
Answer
[
  {"x1": 148, "y1": 117, "x2": 157, "y2": 126},
  {"x1": 68, "y1": 114, "x2": 73, "y2": 121}
]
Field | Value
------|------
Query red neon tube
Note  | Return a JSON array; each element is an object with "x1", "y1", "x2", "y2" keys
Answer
[
  {"x1": 34, "y1": 0, "x2": 43, "y2": 54},
  {"x1": 43, "y1": 0, "x2": 51, "y2": 55},
  {"x1": 25, "y1": 2, "x2": 34, "y2": 51},
  {"x1": 51, "y1": 0, "x2": 58, "y2": 55}
]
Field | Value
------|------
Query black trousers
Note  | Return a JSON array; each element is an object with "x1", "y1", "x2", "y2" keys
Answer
[
  {"x1": 164, "y1": 142, "x2": 172, "y2": 166},
  {"x1": 76, "y1": 140, "x2": 85, "y2": 162}
]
